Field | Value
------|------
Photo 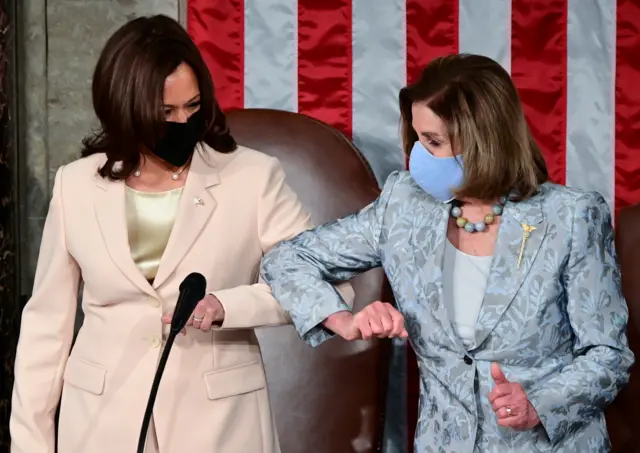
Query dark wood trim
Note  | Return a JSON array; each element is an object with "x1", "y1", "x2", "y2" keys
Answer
[{"x1": 0, "y1": 0, "x2": 21, "y2": 450}]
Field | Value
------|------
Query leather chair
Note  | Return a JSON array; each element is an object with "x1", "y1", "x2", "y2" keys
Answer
[
  {"x1": 608, "y1": 204, "x2": 640, "y2": 452},
  {"x1": 226, "y1": 108, "x2": 391, "y2": 453}
]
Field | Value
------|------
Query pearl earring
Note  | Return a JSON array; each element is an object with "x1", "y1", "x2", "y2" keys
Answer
[{"x1": 172, "y1": 166, "x2": 187, "y2": 180}]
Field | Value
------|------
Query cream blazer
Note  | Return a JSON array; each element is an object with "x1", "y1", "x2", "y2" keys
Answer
[{"x1": 10, "y1": 145, "x2": 318, "y2": 453}]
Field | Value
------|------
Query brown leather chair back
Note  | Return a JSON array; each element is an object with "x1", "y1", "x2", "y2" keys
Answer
[
  {"x1": 227, "y1": 108, "x2": 390, "y2": 453},
  {"x1": 608, "y1": 204, "x2": 640, "y2": 452}
]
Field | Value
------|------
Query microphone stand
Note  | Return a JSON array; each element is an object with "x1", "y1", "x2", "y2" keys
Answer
[
  {"x1": 136, "y1": 329, "x2": 179, "y2": 453},
  {"x1": 136, "y1": 272, "x2": 206, "y2": 453}
]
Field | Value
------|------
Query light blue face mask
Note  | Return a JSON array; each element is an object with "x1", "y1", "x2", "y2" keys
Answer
[{"x1": 408, "y1": 141, "x2": 464, "y2": 201}]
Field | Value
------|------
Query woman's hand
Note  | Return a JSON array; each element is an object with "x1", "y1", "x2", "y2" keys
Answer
[
  {"x1": 322, "y1": 301, "x2": 408, "y2": 341},
  {"x1": 161, "y1": 293, "x2": 225, "y2": 332},
  {"x1": 489, "y1": 363, "x2": 541, "y2": 430}
]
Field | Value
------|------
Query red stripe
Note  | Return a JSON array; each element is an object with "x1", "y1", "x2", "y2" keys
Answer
[
  {"x1": 405, "y1": 3, "x2": 458, "y2": 450},
  {"x1": 187, "y1": 0, "x2": 244, "y2": 110},
  {"x1": 297, "y1": 0, "x2": 352, "y2": 138},
  {"x1": 615, "y1": 0, "x2": 640, "y2": 212},
  {"x1": 406, "y1": 0, "x2": 459, "y2": 85},
  {"x1": 511, "y1": 0, "x2": 568, "y2": 185}
]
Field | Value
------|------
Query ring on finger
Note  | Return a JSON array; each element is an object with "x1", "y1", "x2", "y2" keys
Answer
[
  {"x1": 193, "y1": 315, "x2": 204, "y2": 323},
  {"x1": 505, "y1": 407, "x2": 512, "y2": 417}
]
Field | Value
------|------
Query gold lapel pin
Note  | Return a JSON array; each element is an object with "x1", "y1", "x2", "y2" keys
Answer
[
  {"x1": 517, "y1": 222, "x2": 536, "y2": 269},
  {"x1": 193, "y1": 197, "x2": 204, "y2": 206}
]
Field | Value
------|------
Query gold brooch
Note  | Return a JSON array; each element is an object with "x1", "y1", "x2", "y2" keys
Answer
[{"x1": 517, "y1": 223, "x2": 536, "y2": 269}]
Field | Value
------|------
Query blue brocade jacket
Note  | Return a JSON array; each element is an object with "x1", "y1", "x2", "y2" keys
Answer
[{"x1": 261, "y1": 171, "x2": 633, "y2": 452}]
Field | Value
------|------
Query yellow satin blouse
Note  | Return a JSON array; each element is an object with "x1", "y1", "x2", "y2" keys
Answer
[{"x1": 125, "y1": 186, "x2": 183, "y2": 281}]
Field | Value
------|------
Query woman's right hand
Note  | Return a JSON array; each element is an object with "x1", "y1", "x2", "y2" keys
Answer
[{"x1": 323, "y1": 301, "x2": 408, "y2": 341}]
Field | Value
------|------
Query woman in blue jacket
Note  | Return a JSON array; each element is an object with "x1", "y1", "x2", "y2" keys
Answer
[{"x1": 261, "y1": 54, "x2": 633, "y2": 452}]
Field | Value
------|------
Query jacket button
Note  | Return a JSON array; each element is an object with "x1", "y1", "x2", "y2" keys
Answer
[
  {"x1": 148, "y1": 297, "x2": 160, "y2": 308},
  {"x1": 463, "y1": 355, "x2": 473, "y2": 365}
]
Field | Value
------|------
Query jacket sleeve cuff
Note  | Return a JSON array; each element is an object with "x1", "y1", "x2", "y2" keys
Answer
[
  {"x1": 210, "y1": 290, "x2": 238, "y2": 329},
  {"x1": 526, "y1": 389, "x2": 569, "y2": 445},
  {"x1": 209, "y1": 285, "x2": 292, "y2": 330},
  {"x1": 292, "y1": 297, "x2": 352, "y2": 347},
  {"x1": 207, "y1": 289, "x2": 285, "y2": 330}
]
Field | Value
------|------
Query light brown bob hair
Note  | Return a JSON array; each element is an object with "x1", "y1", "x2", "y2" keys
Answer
[
  {"x1": 81, "y1": 15, "x2": 236, "y2": 180},
  {"x1": 399, "y1": 53, "x2": 548, "y2": 201}
]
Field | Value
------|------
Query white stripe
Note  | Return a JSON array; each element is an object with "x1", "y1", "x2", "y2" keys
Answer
[
  {"x1": 244, "y1": 0, "x2": 297, "y2": 110},
  {"x1": 178, "y1": 0, "x2": 187, "y2": 26},
  {"x1": 458, "y1": 0, "x2": 511, "y2": 72},
  {"x1": 352, "y1": 0, "x2": 406, "y2": 184},
  {"x1": 352, "y1": 4, "x2": 407, "y2": 453},
  {"x1": 565, "y1": 0, "x2": 616, "y2": 210},
  {"x1": 610, "y1": 0, "x2": 617, "y2": 215}
]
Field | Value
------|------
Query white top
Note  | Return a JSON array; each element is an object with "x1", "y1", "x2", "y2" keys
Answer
[
  {"x1": 125, "y1": 186, "x2": 183, "y2": 281},
  {"x1": 442, "y1": 238, "x2": 493, "y2": 348}
]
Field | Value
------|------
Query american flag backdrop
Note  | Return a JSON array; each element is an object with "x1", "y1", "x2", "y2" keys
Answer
[{"x1": 185, "y1": 0, "x2": 640, "y2": 451}]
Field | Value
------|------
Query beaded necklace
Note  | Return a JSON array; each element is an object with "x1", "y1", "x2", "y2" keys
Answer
[{"x1": 449, "y1": 196, "x2": 507, "y2": 233}]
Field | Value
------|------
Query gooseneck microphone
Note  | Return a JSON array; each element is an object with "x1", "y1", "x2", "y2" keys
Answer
[{"x1": 136, "y1": 272, "x2": 207, "y2": 453}]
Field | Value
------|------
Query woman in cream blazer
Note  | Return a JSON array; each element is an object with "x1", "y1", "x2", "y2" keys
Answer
[{"x1": 10, "y1": 15, "x2": 321, "y2": 453}]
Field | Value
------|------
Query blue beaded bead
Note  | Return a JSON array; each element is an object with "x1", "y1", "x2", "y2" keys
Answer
[
  {"x1": 499, "y1": 196, "x2": 508, "y2": 205},
  {"x1": 492, "y1": 205, "x2": 503, "y2": 215},
  {"x1": 474, "y1": 222, "x2": 486, "y2": 232},
  {"x1": 464, "y1": 222, "x2": 476, "y2": 233},
  {"x1": 451, "y1": 206, "x2": 462, "y2": 218}
]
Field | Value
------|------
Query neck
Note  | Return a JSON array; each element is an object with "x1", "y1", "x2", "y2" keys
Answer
[
  {"x1": 457, "y1": 197, "x2": 496, "y2": 208},
  {"x1": 132, "y1": 153, "x2": 190, "y2": 185},
  {"x1": 139, "y1": 153, "x2": 183, "y2": 175}
]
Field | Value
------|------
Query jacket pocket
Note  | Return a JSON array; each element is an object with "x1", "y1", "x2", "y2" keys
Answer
[
  {"x1": 63, "y1": 356, "x2": 107, "y2": 395},
  {"x1": 203, "y1": 361, "x2": 266, "y2": 400}
]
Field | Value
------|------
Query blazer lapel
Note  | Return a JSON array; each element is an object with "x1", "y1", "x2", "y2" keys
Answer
[
  {"x1": 94, "y1": 176, "x2": 156, "y2": 297},
  {"x1": 470, "y1": 194, "x2": 548, "y2": 349},
  {"x1": 410, "y1": 197, "x2": 465, "y2": 351},
  {"x1": 153, "y1": 148, "x2": 219, "y2": 288}
]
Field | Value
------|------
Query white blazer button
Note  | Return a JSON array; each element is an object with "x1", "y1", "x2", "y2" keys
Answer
[
  {"x1": 150, "y1": 337, "x2": 161, "y2": 348},
  {"x1": 148, "y1": 297, "x2": 160, "y2": 308}
]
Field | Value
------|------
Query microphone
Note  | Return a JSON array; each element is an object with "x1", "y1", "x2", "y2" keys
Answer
[{"x1": 137, "y1": 272, "x2": 206, "y2": 453}]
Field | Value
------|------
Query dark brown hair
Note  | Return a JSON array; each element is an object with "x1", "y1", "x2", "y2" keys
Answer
[
  {"x1": 399, "y1": 53, "x2": 548, "y2": 201},
  {"x1": 81, "y1": 15, "x2": 236, "y2": 179}
]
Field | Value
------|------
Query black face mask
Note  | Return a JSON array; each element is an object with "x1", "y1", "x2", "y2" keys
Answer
[{"x1": 151, "y1": 109, "x2": 206, "y2": 167}]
